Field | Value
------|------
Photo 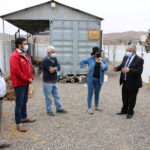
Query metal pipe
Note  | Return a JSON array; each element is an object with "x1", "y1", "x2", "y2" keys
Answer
[
  {"x1": 19, "y1": 29, "x2": 20, "y2": 37},
  {"x1": 98, "y1": 21, "x2": 102, "y2": 50},
  {"x1": 113, "y1": 43, "x2": 116, "y2": 64},
  {"x1": 2, "y1": 19, "x2": 6, "y2": 72},
  {"x1": 141, "y1": 45, "x2": 144, "y2": 58},
  {"x1": 100, "y1": 30, "x2": 103, "y2": 50},
  {"x1": 27, "y1": 33, "x2": 28, "y2": 42},
  {"x1": 49, "y1": 20, "x2": 53, "y2": 44},
  {"x1": 15, "y1": 29, "x2": 20, "y2": 39}
]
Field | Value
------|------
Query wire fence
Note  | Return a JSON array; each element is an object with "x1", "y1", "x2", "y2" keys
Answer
[{"x1": 103, "y1": 44, "x2": 145, "y2": 65}]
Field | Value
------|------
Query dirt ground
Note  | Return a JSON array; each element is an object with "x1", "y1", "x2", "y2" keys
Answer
[{"x1": 1, "y1": 72, "x2": 150, "y2": 150}]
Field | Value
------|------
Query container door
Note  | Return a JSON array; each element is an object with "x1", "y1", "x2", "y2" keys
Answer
[
  {"x1": 50, "y1": 20, "x2": 101, "y2": 75},
  {"x1": 78, "y1": 21, "x2": 101, "y2": 74}
]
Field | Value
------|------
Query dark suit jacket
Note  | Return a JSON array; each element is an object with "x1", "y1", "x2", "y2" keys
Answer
[{"x1": 116, "y1": 55, "x2": 144, "y2": 90}]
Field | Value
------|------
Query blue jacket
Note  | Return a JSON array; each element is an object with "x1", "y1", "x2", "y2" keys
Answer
[{"x1": 80, "y1": 56, "x2": 108, "y2": 84}]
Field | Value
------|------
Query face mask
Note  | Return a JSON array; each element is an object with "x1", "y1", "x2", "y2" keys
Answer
[
  {"x1": 51, "y1": 53, "x2": 56, "y2": 57},
  {"x1": 125, "y1": 51, "x2": 132, "y2": 57},
  {"x1": 23, "y1": 45, "x2": 29, "y2": 52},
  {"x1": 95, "y1": 53, "x2": 101, "y2": 58}
]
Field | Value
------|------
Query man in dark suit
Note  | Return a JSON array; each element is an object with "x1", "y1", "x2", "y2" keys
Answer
[{"x1": 113, "y1": 44, "x2": 144, "y2": 119}]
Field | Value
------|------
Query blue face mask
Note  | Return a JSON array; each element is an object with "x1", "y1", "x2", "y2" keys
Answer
[
  {"x1": 125, "y1": 51, "x2": 132, "y2": 58},
  {"x1": 51, "y1": 53, "x2": 56, "y2": 57},
  {"x1": 23, "y1": 45, "x2": 29, "y2": 52}
]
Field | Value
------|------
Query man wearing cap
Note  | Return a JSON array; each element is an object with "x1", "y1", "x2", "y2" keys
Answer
[
  {"x1": 42, "y1": 46, "x2": 67, "y2": 116},
  {"x1": 80, "y1": 47, "x2": 108, "y2": 114},
  {"x1": 113, "y1": 44, "x2": 144, "y2": 119}
]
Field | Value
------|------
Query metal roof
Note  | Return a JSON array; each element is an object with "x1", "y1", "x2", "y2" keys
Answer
[{"x1": 0, "y1": 0, "x2": 103, "y2": 35}]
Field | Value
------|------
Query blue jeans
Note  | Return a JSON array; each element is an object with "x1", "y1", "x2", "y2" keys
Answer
[
  {"x1": 14, "y1": 85, "x2": 29, "y2": 125},
  {"x1": 43, "y1": 83, "x2": 63, "y2": 112},
  {"x1": 87, "y1": 78, "x2": 102, "y2": 109}
]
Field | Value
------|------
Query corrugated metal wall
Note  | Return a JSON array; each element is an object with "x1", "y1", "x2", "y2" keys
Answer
[
  {"x1": 34, "y1": 43, "x2": 49, "y2": 59},
  {"x1": 0, "y1": 40, "x2": 15, "y2": 72},
  {"x1": 51, "y1": 20, "x2": 101, "y2": 75},
  {"x1": 2, "y1": 2, "x2": 100, "y2": 22}
]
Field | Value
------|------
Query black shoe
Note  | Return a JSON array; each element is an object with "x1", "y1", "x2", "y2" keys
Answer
[
  {"x1": 47, "y1": 111, "x2": 55, "y2": 116},
  {"x1": 56, "y1": 109, "x2": 67, "y2": 113},
  {"x1": 126, "y1": 114, "x2": 133, "y2": 119},
  {"x1": 116, "y1": 111, "x2": 127, "y2": 115}
]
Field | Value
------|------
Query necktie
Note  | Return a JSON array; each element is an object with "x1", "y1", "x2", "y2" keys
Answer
[
  {"x1": 123, "y1": 57, "x2": 131, "y2": 80},
  {"x1": 125, "y1": 57, "x2": 131, "y2": 68}
]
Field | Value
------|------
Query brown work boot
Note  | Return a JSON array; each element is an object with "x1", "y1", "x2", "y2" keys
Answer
[
  {"x1": 17, "y1": 126, "x2": 28, "y2": 132},
  {"x1": 22, "y1": 118, "x2": 37, "y2": 123}
]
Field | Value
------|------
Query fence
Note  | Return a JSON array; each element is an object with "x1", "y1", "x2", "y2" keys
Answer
[
  {"x1": 0, "y1": 40, "x2": 147, "y2": 75},
  {"x1": 103, "y1": 44, "x2": 145, "y2": 64}
]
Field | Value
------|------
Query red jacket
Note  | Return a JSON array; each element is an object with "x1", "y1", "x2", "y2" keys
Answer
[{"x1": 10, "y1": 49, "x2": 34, "y2": 88}]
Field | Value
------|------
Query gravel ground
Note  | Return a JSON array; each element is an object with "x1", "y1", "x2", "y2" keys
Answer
[{"x1": 1, "y1": 72, "x2": 150, "y2": 150}]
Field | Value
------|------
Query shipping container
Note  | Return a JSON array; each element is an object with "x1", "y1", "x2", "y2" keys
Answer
[
  {"x1": 35, "y1": 20, "x2": 101, "y2": 75},
  {"x1": 0, "y1": 0, "x2": 103, "y2": 75}
]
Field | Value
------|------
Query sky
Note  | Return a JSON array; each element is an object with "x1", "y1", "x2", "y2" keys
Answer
[{"x1": 0, "y1": 0, "x2": 150, "y2": 34}]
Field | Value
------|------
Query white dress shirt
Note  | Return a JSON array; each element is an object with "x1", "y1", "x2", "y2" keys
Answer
[
  {"x1": 17, "y1": 49, "x2": 26, "y2": 58},
  {"x1": 123, "y1": 54, "x2": 135, "y2": 80},
  {"x1": 125, "y1": 54, "x2": 135, "y2": 68}
]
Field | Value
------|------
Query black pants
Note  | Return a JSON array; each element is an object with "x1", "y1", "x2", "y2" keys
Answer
[{"x1": 121, "y1": 82, "x2": 139, "y2": 115}]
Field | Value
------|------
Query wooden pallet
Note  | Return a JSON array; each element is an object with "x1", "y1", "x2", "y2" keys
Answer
[
  {"x1": 28, "y1": 85, "x2": 34, "y2": 98},
  {"x1": 5, "y1": 84, "x2": 34, "y2": 101},
  {"x1": 5, "y1": 76, "x2": 34, "y2": 100}
]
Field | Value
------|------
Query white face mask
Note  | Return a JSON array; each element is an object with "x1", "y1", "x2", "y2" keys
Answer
[
  {"x1": 125, "y1": 51, "x2": 132, "y2": 58},
  {"x1": 51, "y1": 53, "x2": 56, "y2": 57},
  {"x1": 23, "y1": 45, "x2": 29, "y2": 52}
]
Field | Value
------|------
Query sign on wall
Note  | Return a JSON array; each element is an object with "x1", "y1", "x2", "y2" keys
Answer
[{"x1": 88, "y1": 30, "x2": 100, "y2": 40}]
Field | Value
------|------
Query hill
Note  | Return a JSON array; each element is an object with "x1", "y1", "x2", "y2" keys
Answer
[
  {"x1": 103, "y1": 31, "x2": 147, "y2": 44},
  {"x1": 0, "y1": 31, "x2": 148, "y2": 44}
]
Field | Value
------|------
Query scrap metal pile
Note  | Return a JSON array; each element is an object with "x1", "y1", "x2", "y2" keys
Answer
[{"x1": 58, "y1": 75, "x2": 87, "y2": 83}]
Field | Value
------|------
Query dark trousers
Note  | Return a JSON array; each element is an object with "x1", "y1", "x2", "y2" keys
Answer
[
  {"x1": 14, "y1": 85, "x2": 29, "y2": 125},
  {"x1": 121, "y1": 82, "x2": 139, "y2": 115}
]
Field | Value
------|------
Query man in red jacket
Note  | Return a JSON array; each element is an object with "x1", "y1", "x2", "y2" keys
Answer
[{"x1": 10, "y1": 37, "x2": 36, "y2": 132}]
